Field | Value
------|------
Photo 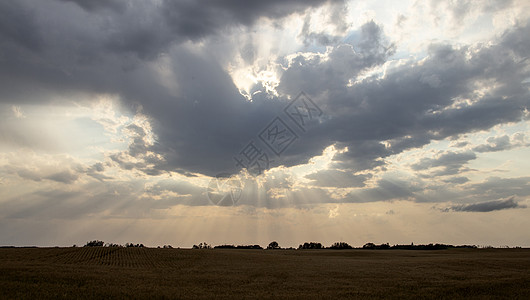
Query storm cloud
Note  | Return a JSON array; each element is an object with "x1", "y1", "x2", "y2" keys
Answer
[{"x1": 1, "y1": 0, "x2": 529, "y2": 179}]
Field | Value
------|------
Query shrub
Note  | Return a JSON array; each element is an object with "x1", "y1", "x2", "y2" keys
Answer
[
  {"x1": 330, "y1": 242, "x2": 352, "y2": 249},
  {"x1": 298, "y1": 242, "x2": 323, "y2": 249},
  {"x1": 84, "y1": 240, "x2": 104, "y2": 247}
]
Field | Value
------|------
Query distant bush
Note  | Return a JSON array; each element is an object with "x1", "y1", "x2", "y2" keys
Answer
[
  {"x1": 84, "y1": 240, "x2": 104, "y2": 247},
  {"x1": 236, "y1": 245, "x2": 262, "y2": 249},
  {"x1": 391, "y1": 243, "x2": 447, "y2": 250},
  {"x1": 267, "y1": 241, "x2": 280, "y2": 250},
  {"x1": 361, "y1": 242, "x2": 477, "y2": 250},
  {"x1": 298, "y1": 242, "x2": 323, "y2": 249},
  {"x1": 455, "y1": 245, "x2": 477, "y2": 249},
  {"x1": 362, "y1": 243, "x2": 390, "y2": 249},
  {"x1": 125, "y1": 243, "x2": 144, "y2": 248},
  {"x1": 213, "y1": 244, "x2": 263, "y2": 249},
  {"x1": 213, "y1": 244, "x2": 235, "y2": 249},
  {"x1": 362, "y1": 243, "x2": 376, "y2": 249},
  {"x1": 330, "y1": 242, "x2": 352, "y2": 249},
  {"x1": 192, "y1": 242, "x2": 211, "y2": 249}
]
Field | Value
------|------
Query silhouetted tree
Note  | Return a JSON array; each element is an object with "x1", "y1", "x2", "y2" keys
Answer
[
  {"x1": 298, "y1": 242, "x2": 323, "y2": 249},
  {"x1": 85, "y1": 240, "x2": 104, "y2": 247},
  {"x1": 267, "y1": 241, "x2": 280, "y2": 249},
  {"x1": 236, "y1": 244, "x2": 263, "y2": 249},
  {"x1": 193, "y1": 242, "x2": 211, "y2": 249},
  {"x1": 213, "y1": 244, "x2": 235, "y2": 249},
  {"x1": 379, "y1": 243, "x2": 390, "y2": 249},
  {"x1": 330, "y1": 242, "x2": 352, "y2": 249},
  {"x1": 362, "y1": 242, "x2": 376, "y2": 249}
]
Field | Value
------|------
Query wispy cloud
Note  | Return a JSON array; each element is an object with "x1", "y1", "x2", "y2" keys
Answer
[{"x1": 442, "y1": 197, "x2": 526, "y2": 212}]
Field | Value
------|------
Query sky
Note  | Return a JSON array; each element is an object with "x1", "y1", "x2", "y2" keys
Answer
[{"x1": 1, "y1": 0, "x2": 529, "y2": 248}]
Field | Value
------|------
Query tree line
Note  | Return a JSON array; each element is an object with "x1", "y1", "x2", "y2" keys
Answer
[
  {"x1": 83, "y1": 240, "x2": 145, "y2": 248},
  {"x1": 82, "y1": 240, "x2": 478, "y2": 250}
]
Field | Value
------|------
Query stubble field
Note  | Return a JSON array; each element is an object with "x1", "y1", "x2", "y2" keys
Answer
[{"x1": 0, "y1": 247, "x2": 529, "y2": 299}]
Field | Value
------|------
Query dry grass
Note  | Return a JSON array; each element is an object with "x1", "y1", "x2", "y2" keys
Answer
[{"x1": 1, "y1": 247, "x2": 529, "y2": 299}]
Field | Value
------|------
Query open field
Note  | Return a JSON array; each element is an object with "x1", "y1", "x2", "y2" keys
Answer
[{"x1": 1, "y1": 247, "x2": 529, "y2": 299}]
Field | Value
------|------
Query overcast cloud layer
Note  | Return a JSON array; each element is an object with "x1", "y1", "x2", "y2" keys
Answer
[{"x1": 0, "y1": 0, "x2": 529, "y2": 247}]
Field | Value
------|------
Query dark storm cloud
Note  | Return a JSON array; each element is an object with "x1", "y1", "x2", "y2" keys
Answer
[
  {"x1": 163, "y1": 0, "x2": 344, "y2": 40},
  {"x1": 0, "y1": 0, "x2": 343, "y2": 99},
  {"x1": 123, "y1": 46, "x2": 295, "y2": 176},
  {"x1": 0, "y1": 0, "x2": 529, "y2": 180},
  {"x1": 62, "y1": 0, "x2": 345, "y2": 58},
  {"x1": 0, "y1": 0, "x2": 345, "y2": 176},
  {"x1": 443, "y1": 196, "x2": 525, "y2": 212},
  {"x1": 59, "y1": 0, "x2": 127, "y2": 12},
  {"x1": 279, "y1": 21, "x2": 396, "y2": 96},
  {"x1": 0, "y1": 1, "x2": 43, "y2": 51},
  {"x1": 290, "y1": 22, "x2": 530, "y2": 173}
]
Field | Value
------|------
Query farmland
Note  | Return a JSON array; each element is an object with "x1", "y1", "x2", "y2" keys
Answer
[{"x1": 1, "y1": 247, "x2": 529, "y2": 299}]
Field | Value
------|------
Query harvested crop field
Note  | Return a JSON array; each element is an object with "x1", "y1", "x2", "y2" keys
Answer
[{"x1": 1, "y1": 247, "x2": 529, "y2": 299}]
